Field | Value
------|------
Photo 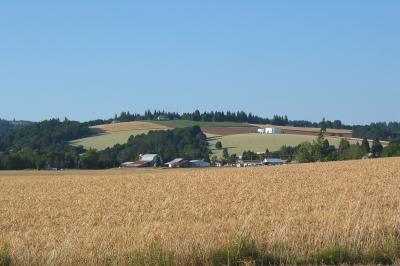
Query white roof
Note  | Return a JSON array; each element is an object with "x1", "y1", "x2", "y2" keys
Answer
[
  {"x1": 121, "y1": 161, "x2": 135, "y2": 166},
  {"x1": 165, "y1": 158, "x2": 184, "y2": 164},
  {"x1": 140, "y1": 154, "x2": 158, "y2": 161},
  {"x1": 263, "y1": 158, "x2": 286, "y2": 163}
]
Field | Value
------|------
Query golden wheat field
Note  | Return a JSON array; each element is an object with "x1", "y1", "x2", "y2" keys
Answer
[{"x1": 1, "y1": 158, "x2": 400, "y2": 265}]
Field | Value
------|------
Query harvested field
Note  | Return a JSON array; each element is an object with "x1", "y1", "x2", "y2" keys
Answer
[
  {"x1": 1, "y1": 158, "x2": 400, "y2": 265},
  {"x1": 90, "y1": 121, "x2": 169, "y2": 133},
  {"x1": 201, "y1": 126, "x2": 257, "y2": 136},
  {"x1": 70, "y1": 121, "x2": 170, "y2": 150},
  {"x1": 70, "y1": 129, "x2": 166, "y2": 150}
]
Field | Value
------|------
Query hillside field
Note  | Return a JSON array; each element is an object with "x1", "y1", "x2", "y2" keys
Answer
[
  {"x1": 70, "y1": 120, "x2": 377, "y2": 154},
  {"x1": 70, "y1": 129, "x2": 166, "y2": 150},
  {"x1": 90, "y1": 121, "x2": 170, "y2": 132},
  {"x1": 1, "y1": 158, "x2": 400, "y2": 265},
  {"x1": 207, "y1": 133, "x2": 365, "y2": 158},
  {"x1": 71, "y1": 120, "x2": 255, "y2": 150}
]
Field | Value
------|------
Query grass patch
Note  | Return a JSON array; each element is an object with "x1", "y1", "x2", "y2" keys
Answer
[
  {"x1": 0, "y1": 242, "x2": 11, "y2": 266},
  {"x1": 310, "y1": 247, "x2": 355, "y2": 265},
  {"x1": 127, "y1": 241, "x2": 174, "y2": 266},
  {"x1": 211, "y1": 239, "x2": 281, "y2": 265}
]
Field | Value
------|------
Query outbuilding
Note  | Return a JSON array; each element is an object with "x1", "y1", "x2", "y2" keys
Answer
[
  {"x1": 121, "y1": 154, "x2": 163, "y2": 167},
  {"x1": 257, "y1": 127, "x2": 283, "y2": 134}
]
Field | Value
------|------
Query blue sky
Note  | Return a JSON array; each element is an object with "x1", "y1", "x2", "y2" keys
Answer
[{"x1": 0, "y1": 1, "x2": 399, "y2": 124}]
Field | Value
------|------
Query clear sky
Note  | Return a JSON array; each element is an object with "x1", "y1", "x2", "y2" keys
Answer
[{"x1": 0, "y1": 1, "x2": 399, "y2": 124}]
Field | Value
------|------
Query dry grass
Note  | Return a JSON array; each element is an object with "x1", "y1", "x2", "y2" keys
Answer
[
  {"x1": 1, "y1": 158, "x2": 400, "y2": 265},
  {"x1": 90, "y1": 121, "x2": 169, "y2": 133}
]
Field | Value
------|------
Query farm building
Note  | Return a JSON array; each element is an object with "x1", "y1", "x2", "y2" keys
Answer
[
  {"x1": 257, "y1": 127, "x2": 283, "y2": 134},
  {"x1": 189, "y1": 160, "x2": 211, "y2": 168},
  {"x1": 263, "y1": 158, "x2": 287, "y2": 165},
  {"x1": 157, "y1": 115, "x2": 170, "y2": 121},
  {"x1": 121, "y1": 154, "x2": 163, "y2": 168},
  {"x1": 164, "y1": 158, "x2": 189, "y2": 168}
]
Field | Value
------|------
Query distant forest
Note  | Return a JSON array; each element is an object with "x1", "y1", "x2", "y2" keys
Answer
[{"x1": 0, "y1": 110, "x2": 399, "y2": 170}]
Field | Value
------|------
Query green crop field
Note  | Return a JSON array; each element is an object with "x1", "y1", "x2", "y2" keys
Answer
[
  {"x1": 207, "y1": 133, "x2": 364, "y2": 158},
  {"x1": 70, "y1": 129, "x2": 165, "y2": 150},
  {"x1": 153, "y1": 120, "x2": 254, "y2": 128}
]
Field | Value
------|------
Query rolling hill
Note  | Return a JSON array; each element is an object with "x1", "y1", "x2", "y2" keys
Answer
[{"x1": 70, "y1": 120, "x2": 254, "y2": 150}]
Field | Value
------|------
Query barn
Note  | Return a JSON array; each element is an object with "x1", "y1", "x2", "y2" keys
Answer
[{"x1": 121, "y1": 154, "x2": 163, "y2": 167}]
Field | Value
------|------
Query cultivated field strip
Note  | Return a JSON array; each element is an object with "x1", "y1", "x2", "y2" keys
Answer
[
  {"x1": 0, "y1": 158, "x2": 400, "y2": 265},
  {"x1": 90, "y1": 121, "x2": 169, "y2": 133}
]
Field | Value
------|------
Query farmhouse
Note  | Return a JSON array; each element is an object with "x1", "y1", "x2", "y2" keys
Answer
[
  {"x1": 121, "y1": 154, "x2": 162, "y2": 167},
  {"x1": 257, "y1": 127, "x2": 283, "y2": 134},
  {"x1": 164, "y1": 158, "x2": 189, "y2": 168}
]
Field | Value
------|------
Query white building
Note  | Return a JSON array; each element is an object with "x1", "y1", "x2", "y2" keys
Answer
[{"x1": 257, "y1": 127, "x2": 283, "y2": 134}]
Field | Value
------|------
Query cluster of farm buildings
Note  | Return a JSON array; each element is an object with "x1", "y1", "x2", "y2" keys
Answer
[
  {"x1": 120, "y1": 154, "x2": 211, "y2": 168},
  {"x1": 121, "y1": 153, "x2": 286, "y2": 169}
]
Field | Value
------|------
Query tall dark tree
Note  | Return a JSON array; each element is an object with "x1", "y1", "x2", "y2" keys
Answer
[
  {"x1": 222, "y1": 148, "x2": 229, "y2": 160},
  {"x1": 371, "y1": 139, "x2": 383, "y2": 157},
  {"x1": 361, "y1": 138, "x2": 370, "y2": 153},
  {"x1": 215, "y1": 141, "x2": 223, "y2": 150}
]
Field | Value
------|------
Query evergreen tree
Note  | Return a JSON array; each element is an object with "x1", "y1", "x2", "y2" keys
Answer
[
  {"x1": 361, "y1": 138, "x2": 370, "y2": 153},
  {"x1": 215, "y1": 141, "x2": 222, "y2": 150},
  {"x1": 371, "y1": 139, "x2": 383, "y2": 157},
  {"x1": 222, "y1": 148, "x2": 229, "y2": 160}
]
